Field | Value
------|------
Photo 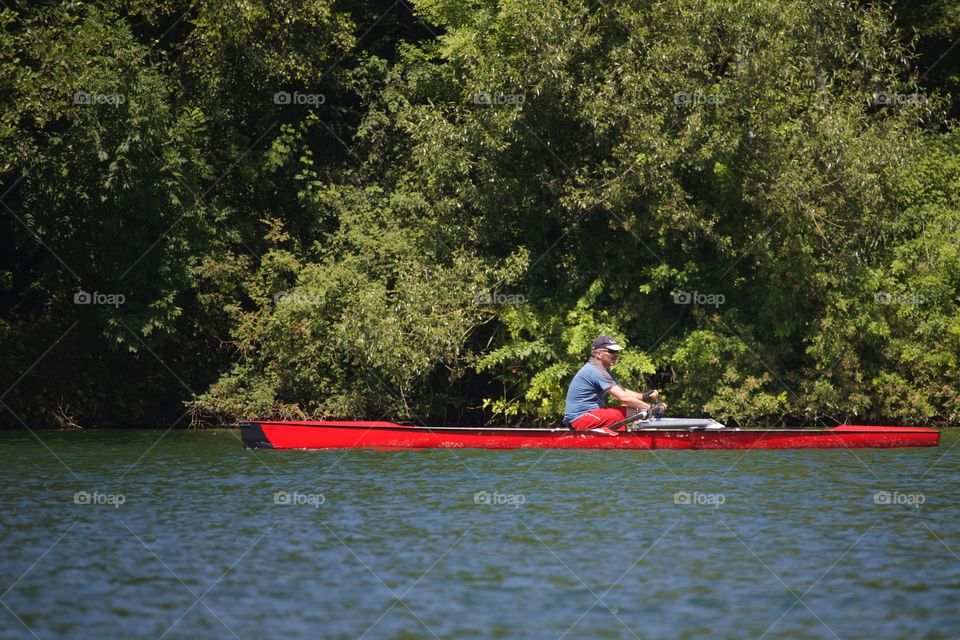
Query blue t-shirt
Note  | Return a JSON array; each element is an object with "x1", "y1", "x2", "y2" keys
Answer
[{"x1": 563, "y1": 358, "x2": 619, "y2": 425}]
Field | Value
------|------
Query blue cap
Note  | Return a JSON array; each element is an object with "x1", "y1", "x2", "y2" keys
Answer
[{"x1": 591, "y1": 336, "x2": 623, "y2": 351}]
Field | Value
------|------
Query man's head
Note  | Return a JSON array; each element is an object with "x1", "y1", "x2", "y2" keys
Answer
[{"x1": 591, "y1": 335, "x2": 623, "y2": 367}]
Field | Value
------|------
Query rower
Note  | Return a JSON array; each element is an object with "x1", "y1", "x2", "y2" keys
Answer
[{"x1": 562, "y1": 336, "x2": 667, "y2": 436}]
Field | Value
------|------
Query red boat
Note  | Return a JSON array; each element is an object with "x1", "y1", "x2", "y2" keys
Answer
[{"x1": 240, "y1": 418, "x2": 939, "y2": 450}]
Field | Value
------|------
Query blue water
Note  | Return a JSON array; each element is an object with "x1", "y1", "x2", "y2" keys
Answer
[{"x1": 2, "y1": 429, "x2": 959, "y2": 639}]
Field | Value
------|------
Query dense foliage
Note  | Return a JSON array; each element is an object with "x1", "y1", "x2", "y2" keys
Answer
[{"x1": 1, "y1": 0, "x2": 957, "y2": 428}]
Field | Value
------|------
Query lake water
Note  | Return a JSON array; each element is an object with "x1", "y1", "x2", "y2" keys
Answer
[{"x1": 2, "y1": 428, "x2": 959, "y2": 639}]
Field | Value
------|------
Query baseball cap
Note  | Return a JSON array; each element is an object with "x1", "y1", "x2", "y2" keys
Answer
[{"x1": 591, "y1": 336, "x2": 623, "y2": 351}]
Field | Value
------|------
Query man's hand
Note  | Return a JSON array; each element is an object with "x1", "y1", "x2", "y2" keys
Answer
[{"x1": 608, "y1": 385, "x2": 663, "y2": 411}]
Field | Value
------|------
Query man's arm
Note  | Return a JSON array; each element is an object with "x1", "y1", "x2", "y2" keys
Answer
[{"x1": 606, "y1": 385, "x2": 664, "y2": 410}]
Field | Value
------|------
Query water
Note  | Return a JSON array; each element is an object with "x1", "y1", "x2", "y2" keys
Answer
[{"x1": 2, "y1": 428, "x2": 959, "y2": 639}]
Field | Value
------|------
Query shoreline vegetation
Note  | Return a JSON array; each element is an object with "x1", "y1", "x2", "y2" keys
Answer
[{"x1": 2, "y1": 1, "x2": 959, "y2": 430}]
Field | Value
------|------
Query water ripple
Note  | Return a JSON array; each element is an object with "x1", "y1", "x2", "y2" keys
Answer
[{"x1": 1, "y1": 429, "x2": 958, "y2": 639}]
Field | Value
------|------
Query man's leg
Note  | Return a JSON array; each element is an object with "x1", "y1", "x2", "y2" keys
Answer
[{"x1": 570, "y1": 408, "x2": 628, "y2": 435}]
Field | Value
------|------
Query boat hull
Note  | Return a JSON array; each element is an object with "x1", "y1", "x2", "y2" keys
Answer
[{"x1": 240, "y1": 421, "x2": 939, "y2": 450}]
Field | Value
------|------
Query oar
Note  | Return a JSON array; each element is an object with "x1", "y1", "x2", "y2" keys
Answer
[
  {"x1": 601, "y1": 399, "x2": 671, "y2": 431},
  {"x1": 607, "y1": 409, "x2": 655, "y2": 431}
]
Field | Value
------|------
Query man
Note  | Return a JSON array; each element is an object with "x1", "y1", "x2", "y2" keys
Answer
[{"x1": 563, "y1": 336, "x2": 666, "y2": 436}]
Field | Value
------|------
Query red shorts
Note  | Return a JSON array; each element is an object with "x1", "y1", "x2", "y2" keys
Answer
[{"x1": 570, "y1": 407, "x2": 627, "y2": 430}]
